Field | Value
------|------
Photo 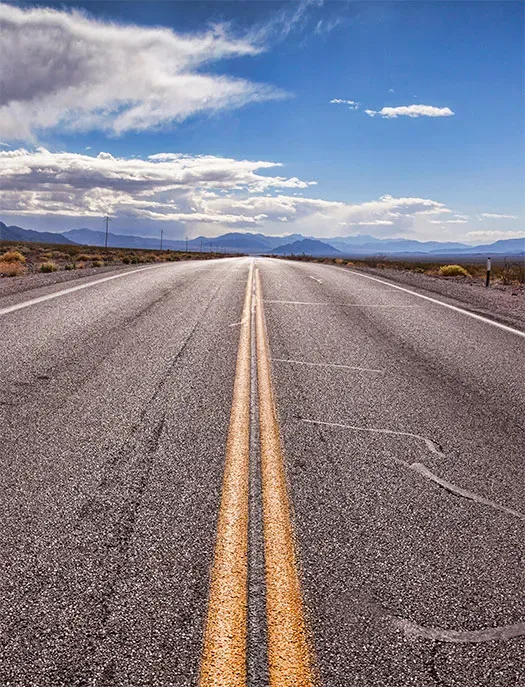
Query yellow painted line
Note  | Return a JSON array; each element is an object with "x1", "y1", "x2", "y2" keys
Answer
[
  {"x1": 255, "y1": 268, "x2": 318, "y2": 687},
  {"x1": 199, "y1": 264, "x2": 253, "y2": 687}
]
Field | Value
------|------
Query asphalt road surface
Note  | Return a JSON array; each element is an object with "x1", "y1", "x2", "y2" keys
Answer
[{"x1": 1, "y1": 257, "x2": 523, "y2": 686}]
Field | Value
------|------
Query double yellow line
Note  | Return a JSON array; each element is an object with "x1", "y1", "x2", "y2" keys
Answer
[{"x1": 199, "y1": 265, "x2": 317, "y2": 686}]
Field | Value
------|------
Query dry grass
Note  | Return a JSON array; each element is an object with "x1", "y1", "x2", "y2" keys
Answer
[
  {"x1": 0, "y1": 261, "x2": 26, "y2": 277},
  {"x1": 39, "y1": 262, "x2": 58, "y2": 273},
  {"x1": 1, "y1": 250, "x2": 26, "y2": 263},
  {"x1": 438, "y1": 264, "x2": 470, "y2": 277}
]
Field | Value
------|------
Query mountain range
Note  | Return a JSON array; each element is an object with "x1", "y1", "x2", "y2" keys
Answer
[{"x1": 1, "y1": 221, "x2": 524, "y2": 257}]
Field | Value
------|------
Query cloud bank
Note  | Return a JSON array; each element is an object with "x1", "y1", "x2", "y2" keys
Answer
[
  {"x1": 0, "y1": 3, "x2": 283, "y2": 140},
  {"x1": 0, "y1": 148, "x2": 453, "y2": 239}
]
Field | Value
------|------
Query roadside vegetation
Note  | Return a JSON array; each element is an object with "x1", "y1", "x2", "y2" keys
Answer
[
  {"x1": 0, "y1": 240, "x2": 239, "y2": 278},
  {"x1": 275, "y1": 254, "x2": 525, "y2": 288}
]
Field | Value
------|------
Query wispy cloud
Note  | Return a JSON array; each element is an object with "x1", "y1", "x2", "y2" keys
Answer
[
  {"x1": 365, "y1": 105, "x2": 454, "y2": 119},
  {"x1": 478, "y1": 213, "x2": 518, "y2": 220},
  {"x1": 329, "y1": 98, "x2": 359, "y2": 110},
  {"x1": 0, "y1": 3, "x2": 285, "y2": 141}
]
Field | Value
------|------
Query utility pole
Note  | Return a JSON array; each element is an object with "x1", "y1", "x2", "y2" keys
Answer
[
  {"x1": 160, "y1": 229, "x2": 164, "y2": 251},
  {"x1": 104, "y1": 215, "x2": 111, "y2": 249}
]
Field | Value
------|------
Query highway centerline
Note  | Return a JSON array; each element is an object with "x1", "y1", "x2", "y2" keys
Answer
[
  {"x1": 255, "y1": 269, "x2": 318, "y2": 687},
  {"x1": 199, "y1": 264, "x2": 253, "y2": 687}
]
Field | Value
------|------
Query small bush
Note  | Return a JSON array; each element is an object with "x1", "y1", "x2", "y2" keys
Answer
[
  {"x1": 0, "y1": 261, "x2": 25, "y2": 277},
  {"x1": 334, "y1": 258, "x2": 345, "y2": 265},
  {"x1": 76, "y1": 253, "x2": 92, "y2": 262},
  {"x1": 438, "y1": 264, "x2": 469, "y2": 277},
  {"x1": 64, "y1": 263, "x2": 76, "y2": 270},
  {"x1": 40, "y1": 262, "x2": 58, "y2": 273},
  {"x1": 91, "y1": 260, "x2": 103, "y2": 267},
  {"x1": 122, "y1": 256, "x2": 131, "y2": 264},
  {"x1": 1, "y1": 250, "x2": 26, "y2": 263}
]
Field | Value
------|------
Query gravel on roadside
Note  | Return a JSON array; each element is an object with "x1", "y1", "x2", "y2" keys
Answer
[{"x1": 0, "y1": 264, "x2": 147, "y2": 300}]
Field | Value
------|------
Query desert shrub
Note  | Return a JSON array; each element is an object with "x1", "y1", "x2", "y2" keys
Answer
[
  {"x1": 91, "y1": 260, "x2": 103, "y2": 267},
  {"x1": 0, "y1": 261, "x2": 25, "y2": 277},
  {"x1": 40, "y1": 262, "x2": 58, "y2": 273},
  {"x1": 334, "y1": 258, "x2": 345, "y2": 265},
  {"x1": 122, "y1": 256, "x2": 131, "y2": 264},
  {"x1": 76, "y1": 253, "x2": 92, "y2": 262},
  {"x1": 346, "y1": 261, "x2": 354, "y2": 267},
  {"x1": 1, "y1": 250, "x2": 26, "y2": 263},
  {"x1": 64, "y1": 263, "x2": 76, "y2": 270},
  {"x1": 438, "y1": 264, "x2": 469, "y2": 277}
]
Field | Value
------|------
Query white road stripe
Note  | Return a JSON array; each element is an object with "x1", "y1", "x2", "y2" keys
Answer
[
  {"x1": 0, "y1": 264, "x2": 172, "y2": 317},
  {"x1": 272, "y1": 358, "x2": 383, "y2": 373},
  {"x1": 309, "y1": 276, "x2": 323, "y2": 283},
  {"x1": 339, "y1": 268, "x2": 525, "y2": 338},
  {"x1": 265, "y1": 300, "x2": 418, "y2": 307}
]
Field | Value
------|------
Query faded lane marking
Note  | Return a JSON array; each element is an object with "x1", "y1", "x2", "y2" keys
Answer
[
  {"x1": 272, "y1": 358, "x2": 383, "y2": 373},
  {"x1": 309, "y1": 276, "x2": 323, "y2": 283},
  {"x1": 302, "y1": 419, "x2": 444, "y2": 456},
  {"x1": 265, "y1": 300, "x2": 418, "y2": 307},
  {"x1": 229, "y1": 314, "x2": 249, "y2": 328},
  {"x1": 394, "y1": 618, "x2": 525, "y2": 643},
  {"x1": 338, "y1": 267, "x2": 525, "y2": 339},
  {"x1": 302, "y1": 419, "x2": 524, "y2": 519},
  {"x1": 255, "y1": 270, "x2": 318, "y2": 687},
  {"x1": 0, "y1": 263, "x2": 177, "y2": 317},
  {"x1": 199, "y1": 264, "x2": 253, "y2": 687}
]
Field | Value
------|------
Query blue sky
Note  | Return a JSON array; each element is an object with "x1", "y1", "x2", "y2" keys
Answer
[{"x1": 0, "y1": 0, "x2": 523, "y2": 243}]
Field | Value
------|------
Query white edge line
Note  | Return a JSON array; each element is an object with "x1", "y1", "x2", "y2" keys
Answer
[
  {"x1": 337, "y1": 268, "x2": 525, "y2": 339},
  {"x1": 0, "y1": 263, "x2": 172, "y2": 317}
]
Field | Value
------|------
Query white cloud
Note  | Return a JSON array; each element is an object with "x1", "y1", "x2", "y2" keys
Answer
[
  {"x1": 365, "y1": 105, "x2": 455, "y2": 119},
  {"x1": 465, "y1": 230, "x2": 525, "y2": 243},
  {"x1": 330, "y1": 98, "x2": 359, "y2": 110},
  {"x1": 478, "y1": 213, "x2": 518, "y2": 220},
  {"x1": 0, "y1": 148, "x2": 451, "y2": 238},
  {"x1": 0, "y1": 3, "x2": 284, "y2": 140}
]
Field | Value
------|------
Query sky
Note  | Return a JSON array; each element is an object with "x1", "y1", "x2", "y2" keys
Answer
[{"x1": 0, "y1": 0, "x2": 524, "y2": 244}]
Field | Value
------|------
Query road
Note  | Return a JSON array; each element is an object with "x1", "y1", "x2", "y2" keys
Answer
[{"x1": 0, "y1": 257, "x2": 523, "y2": 686}]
